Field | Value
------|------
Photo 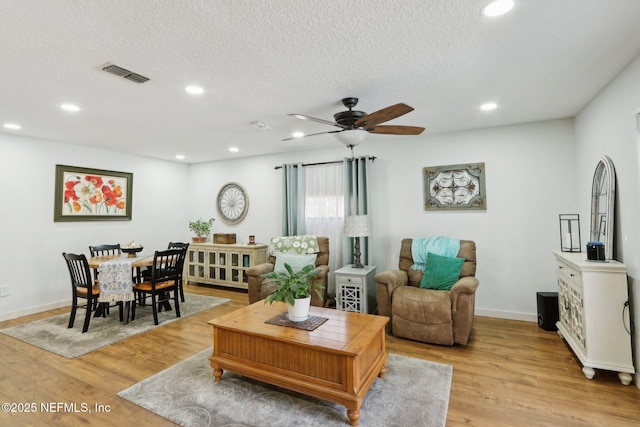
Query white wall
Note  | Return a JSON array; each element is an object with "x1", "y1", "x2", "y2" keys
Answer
[
  {"x1": 0, "y1": 114, "x2": 579, "y2": 324},
  {"x1": 0, "y1": 133, "x2": 190, "y2": 320},
  {"x1": 190, "y1": 118, "x2": 577, "y2": 321},
  {"x1": 372, "y1": 120, "x2": 576, "y2": 319},
  {"x1": 574, "y1": 53, "x2": 640, "y2": 379}
]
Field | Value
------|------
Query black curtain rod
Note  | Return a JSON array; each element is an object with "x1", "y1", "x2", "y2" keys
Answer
[{"x1": 274, "y1": 156, "x2": 376, "y2": 170}]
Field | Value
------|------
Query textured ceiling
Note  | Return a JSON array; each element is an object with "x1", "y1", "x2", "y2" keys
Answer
[{"x1": 2, "y1": 0, "x2": 640, "y2": 163}]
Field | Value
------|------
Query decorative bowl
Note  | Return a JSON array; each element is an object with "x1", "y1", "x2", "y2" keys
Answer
[{"x1": 122, "y1": 247, "x2": 143, "y2": 257}]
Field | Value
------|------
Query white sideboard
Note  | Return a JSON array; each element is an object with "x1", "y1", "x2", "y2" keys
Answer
[
  {"x1": 553, "y1": 250, "x2": 634, "y2": 385},
  {"x1": 185, "y1": 243, "x2": 267, "y2": 290}
]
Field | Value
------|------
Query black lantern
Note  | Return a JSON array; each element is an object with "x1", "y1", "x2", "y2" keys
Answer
[{"x1": 559, "y1": 214, "x2": 581, "y2": 252}]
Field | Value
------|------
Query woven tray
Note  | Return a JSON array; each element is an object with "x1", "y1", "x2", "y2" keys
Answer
[{"x1": 264, "y1": 312, "x2": 328, "y2": 331}]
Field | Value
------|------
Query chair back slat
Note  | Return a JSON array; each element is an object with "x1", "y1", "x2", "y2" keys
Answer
[
  {"x1": 168, "y1": 242, "x2": 189, "y2": 250},
  {"x1": 151, "y1": 248, "x2": 184, "y2": 283},
  {"x1": 167, "y1": 242, "x2": 189, "y2": 274},
  {"x1": 89, "y1": 244, "x2": 121, "y2": 257},
  {"x1": 62, "y1": 253, "x2": 94, "y2": 292}
]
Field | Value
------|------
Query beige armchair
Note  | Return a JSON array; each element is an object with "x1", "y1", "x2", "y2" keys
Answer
[
  {"x1": 375, "y1": 238, "x2": 478, "y2": 345},
  {"x1": 246, "y1": 236, "x2": 329, "y2": 307}
]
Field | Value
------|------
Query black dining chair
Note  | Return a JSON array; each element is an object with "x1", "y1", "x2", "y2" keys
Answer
[
  {"x1": 140, "y1": 242, "x2": 189, "y2": 302},
  {"x1": 62, "y1": 252, "x2": 122, "y2": 333},
  {"x1": 88, "y1": 244, "x2": 122, "y2": 282},
  {"x1": 168, "y1": 242, "x2": 189, "y2": 302},
  {"x1": 131, "y1": 248, "x2": 184, "y2": 325}
]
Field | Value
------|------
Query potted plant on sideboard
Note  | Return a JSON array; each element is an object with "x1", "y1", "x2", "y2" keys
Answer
[
  {"x1": 261, "y1": 263, "x2": 323, "y2": 322},
  {"x1": 188, "y1": 218, "x2": 215, "y2": 243}
]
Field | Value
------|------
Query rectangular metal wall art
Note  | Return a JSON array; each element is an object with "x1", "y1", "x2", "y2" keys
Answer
[{"x1": 423, "y1": 162, "x2": 487, "y2": 210}]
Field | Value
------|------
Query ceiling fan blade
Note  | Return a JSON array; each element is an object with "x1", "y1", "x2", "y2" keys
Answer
[
  {"x1": 287, "y1": 114, "x2": 345, "y2": 128},
  {"x1": 282, "y1": 130, "x2": 341, "y2": 141},
  {"x1": 367, "y1": 125, "x2": 425, "y2": 135},
  {"x1": 354, "y1": 103, "x2": 414, "y2": 127}
]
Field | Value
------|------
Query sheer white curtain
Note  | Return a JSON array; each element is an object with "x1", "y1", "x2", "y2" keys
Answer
[{"x1": 304, "y1": 163, "x2": 344, "y2": 294}]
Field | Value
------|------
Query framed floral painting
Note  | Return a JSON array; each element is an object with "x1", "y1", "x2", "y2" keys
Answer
[
  {"x1": 54, "y1": 165, "x2": 133, "y2": 221},
  {"x1": 423, "y1": 162, "x2": 487, "y2": 211}
]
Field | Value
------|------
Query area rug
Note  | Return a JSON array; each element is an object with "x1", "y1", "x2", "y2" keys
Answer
[
  {"x1": 118, "y1": 347, "x2": 452, "y2": 427},
  {"x1": 0, "y1": 294, "x2": 230, "y2": 358}
]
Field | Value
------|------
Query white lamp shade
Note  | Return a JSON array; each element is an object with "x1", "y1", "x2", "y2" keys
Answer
[
  {"x1": 334, "y1": 129, "x2": 369, "y2": 146},
  {"x1": 344, "y1": 215, "x2": 370, "y2": 237}
]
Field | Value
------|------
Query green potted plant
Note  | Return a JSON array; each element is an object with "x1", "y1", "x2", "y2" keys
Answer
[
  {"x1": 261, "y1": 263, "x2": 323, "y2": 322},
  {"x1": 188, "y1": 218, "x2": 215, "y2": 242}
]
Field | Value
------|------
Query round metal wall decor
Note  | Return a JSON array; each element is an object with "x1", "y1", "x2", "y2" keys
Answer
[{"x1": 216, "y1": 182, "x2": 248, "y2": 224}]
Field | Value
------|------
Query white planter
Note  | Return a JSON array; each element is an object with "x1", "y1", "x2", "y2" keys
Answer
[{"x1": 287, "y1": 296, "x2": 311, "y2": 322}]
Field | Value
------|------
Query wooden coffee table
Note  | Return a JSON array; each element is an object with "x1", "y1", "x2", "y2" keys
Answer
[{"x1": 208, "y1": 301, "x2": 389, "y2": 426}]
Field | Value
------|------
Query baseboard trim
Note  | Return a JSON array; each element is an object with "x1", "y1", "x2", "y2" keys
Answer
[
  {"x1": 475, "y1": 308, "x2": 537, "y2": 323},
  {"x1": 1, "y1": 304, "x2": 537, "y2": 323},
  {"x1": 0, "y1": 299, "x2": 70, "y2": 322}
]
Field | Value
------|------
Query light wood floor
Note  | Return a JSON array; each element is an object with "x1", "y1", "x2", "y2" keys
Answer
[{"x1": 1, "y1": 284, "x2": 638, "y2": 426}]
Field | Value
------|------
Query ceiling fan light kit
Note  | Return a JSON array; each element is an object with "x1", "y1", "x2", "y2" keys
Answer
[
  {"x1": 335, "y1": 129, "x2": 369, "y2": 146},
  {"x1": 285, "y1": 97, "x2": 425, "y2": 145}
]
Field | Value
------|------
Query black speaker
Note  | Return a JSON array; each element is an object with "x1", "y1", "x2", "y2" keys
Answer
[{"x1": 537, "y1": 292, "x2": 559, "y2": 331}]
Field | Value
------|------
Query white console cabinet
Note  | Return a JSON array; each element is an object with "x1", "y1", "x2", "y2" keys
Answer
[
  {"x1": 185, "y1": 243, "x2": 267, "y2": 290},
  {"x1": 553, "y1": 250, "x2": 634, "y2": 385}
]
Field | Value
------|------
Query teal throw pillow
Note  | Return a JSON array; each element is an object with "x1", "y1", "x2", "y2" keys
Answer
[
  {"x1": 419, "y1": 252, "x2": 464, "y2": 291},
  {"x1": 274, "y1": 252, "x2": 317, "y2": 274}
]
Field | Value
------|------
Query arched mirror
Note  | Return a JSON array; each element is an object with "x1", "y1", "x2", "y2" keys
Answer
[{"x1": 590, "y1": 155, "x2": 615, "y2": 260}]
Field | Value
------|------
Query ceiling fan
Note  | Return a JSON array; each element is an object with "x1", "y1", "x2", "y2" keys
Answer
[{"x1": 283, "y1": 97, "x2": 425, "y2": 146}]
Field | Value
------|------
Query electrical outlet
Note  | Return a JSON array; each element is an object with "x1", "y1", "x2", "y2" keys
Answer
[{"x1": 0, "y1": 285, "x2": 9, "y2": 297}]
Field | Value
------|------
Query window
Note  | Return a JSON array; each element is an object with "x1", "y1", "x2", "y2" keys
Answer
[{"x1": 304, "y1": 163, "x2": 344, "y2": 293}]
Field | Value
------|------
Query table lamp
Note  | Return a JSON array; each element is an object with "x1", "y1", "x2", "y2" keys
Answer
[{"x1": 344, "y1": 214, "x2": 370, "y2": 268}]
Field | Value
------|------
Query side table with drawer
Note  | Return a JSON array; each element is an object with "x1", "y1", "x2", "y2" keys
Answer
[{"x1": 334, "y1": 265, "x2": 377, "y2": 314}]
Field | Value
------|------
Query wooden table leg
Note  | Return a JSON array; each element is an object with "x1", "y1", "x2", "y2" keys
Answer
[
  {"x1": 213, "y1": 367, "x2": 223, "y2": 382},
  {"x1": 378, "y1": 364, "x2": 387, "y2": 378},
  {"x1": 93, "y1": 302, "x2": 106, "y2": 318},
  {"x1": 157, "y1": 291, "x2": 172, "y2": 312},
  {"x1": 347, "y1": 408, "x2": 361, "y2": 426},
  {"x1": 122, "y1": 301, "x2": 131, "y2": 325}
]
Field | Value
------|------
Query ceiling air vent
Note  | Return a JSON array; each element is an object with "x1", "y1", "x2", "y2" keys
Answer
[{"x1": 99, "y1": 62, "x2": 150, "y2": 84}]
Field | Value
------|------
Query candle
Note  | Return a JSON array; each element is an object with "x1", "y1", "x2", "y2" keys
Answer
[{"x1": 564, "y1": 233, "x2": 572, "y2": 249}]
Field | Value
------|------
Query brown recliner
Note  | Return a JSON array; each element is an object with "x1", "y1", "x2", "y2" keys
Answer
[
  {"x1": 375, "y1": 239, "x2": 478, "y2": 345},
  {"x1": 246, "y1": 236, "x2": 329, "y2": 307}
]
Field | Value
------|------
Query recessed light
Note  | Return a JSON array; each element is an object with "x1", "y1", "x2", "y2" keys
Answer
[
  {"x1": 480, "y1": 102, "x2": 498, "y2": 111},
  {"x1": 229, "y1": 147, "x2": 239, "y2": 153},
  {"x1": 482, "y1": 0, "x2": 514, "y2": 17},
  {"x1": 3, "y1": 123, "x2": 21, "y2": 130},
  {"x1": 185, "y1": 85, "x2": 204, "y2": 95},
  {"x1": 175, "y1": 154, "x2": 185, "y2": 160},
  {"x1": 292, "y1": 132, "x2": 304, "y2": 138},
  {"x1": 60, "y1": 103, "x2": 80, "y2": 112}
]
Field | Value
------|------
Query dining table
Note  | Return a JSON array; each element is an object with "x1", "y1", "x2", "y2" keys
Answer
[{"x1": 87, "y1": 252, "x2": 156, "y2": 325}]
